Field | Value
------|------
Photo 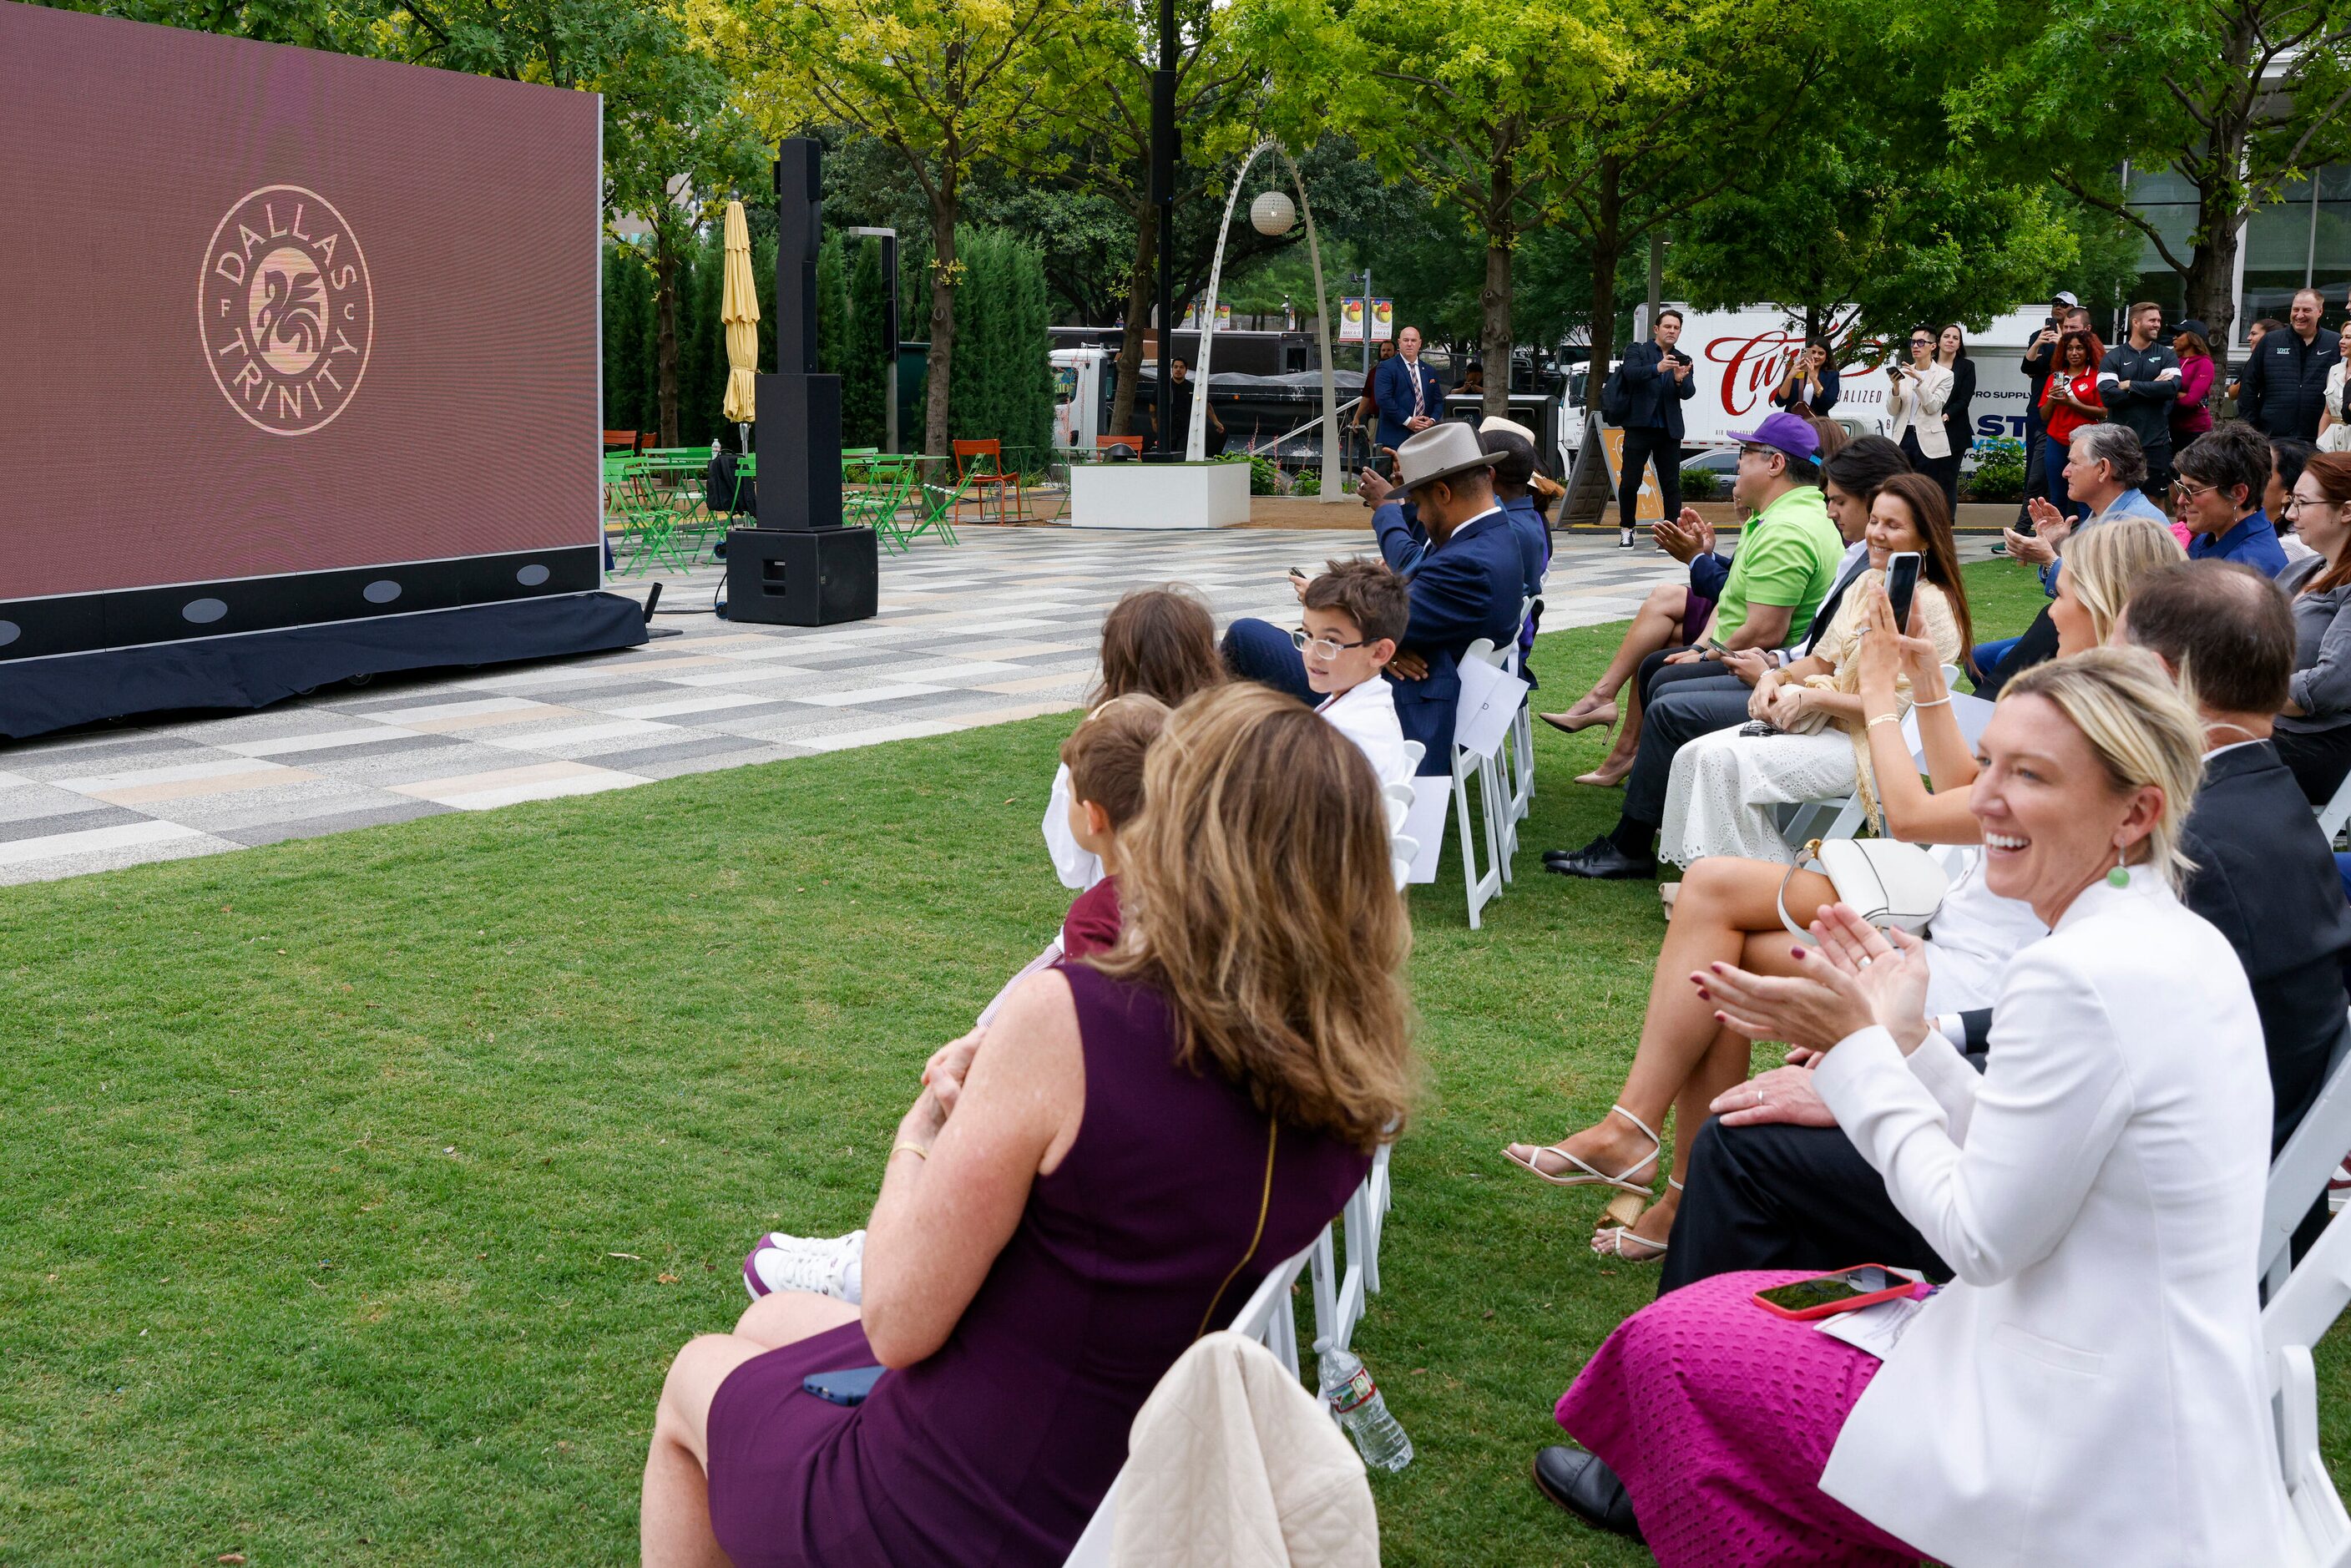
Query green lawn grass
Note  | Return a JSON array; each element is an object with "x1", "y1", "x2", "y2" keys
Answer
[{"x1": 3, "y1": 559, "x2": 2341, "y2": 1565}]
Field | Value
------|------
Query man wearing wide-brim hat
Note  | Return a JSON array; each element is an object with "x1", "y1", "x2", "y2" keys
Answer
[{"x1": 1221, "y1": 422, "x2": 1525, "y2": 773}]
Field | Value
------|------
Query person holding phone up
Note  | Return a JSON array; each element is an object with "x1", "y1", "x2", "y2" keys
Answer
[
  {"x1": 1883, "y1": 328, "x2": 1956, "y2": 498},
  {"x1": 1651, "y1": 473, "x2": 1971, "y2": 868}
]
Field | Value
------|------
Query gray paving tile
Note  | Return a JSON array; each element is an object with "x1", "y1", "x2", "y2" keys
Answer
[
  {"x1": 213, "y1": 799, "x2": 455, "y2": 847},
  {"x1": 0, "y1": 803, "x2": 155, "y2": 843},
  {"x1": 572, "y1": 733, "x2": 781, "y2": 774}
]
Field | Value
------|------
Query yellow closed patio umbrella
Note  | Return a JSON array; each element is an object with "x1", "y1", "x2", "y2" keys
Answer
[{"x1": 720, "y1": 199, "x2": 760, "y2": 434}]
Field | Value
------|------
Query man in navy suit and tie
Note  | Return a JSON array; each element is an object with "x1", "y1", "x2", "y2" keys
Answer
[
  {"x1": 1373, "y1": 326, "x2": 1444, "y2": 469},
  {"x1": 1221, "y1": 422, "x2": 1523, "y2": 772}
]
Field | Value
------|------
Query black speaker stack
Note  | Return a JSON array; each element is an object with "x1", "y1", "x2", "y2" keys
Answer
[{"x1": 726, "y1": 138, "x2": 878, "y2": 626}]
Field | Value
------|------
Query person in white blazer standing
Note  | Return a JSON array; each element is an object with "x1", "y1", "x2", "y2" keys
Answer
[
  {"x1": 1884, "y1": 326, "x2": 1954, "y2": 487},
  {"x1": 1540, "y1": 647, "x2": 2292, "y2": 1568}
]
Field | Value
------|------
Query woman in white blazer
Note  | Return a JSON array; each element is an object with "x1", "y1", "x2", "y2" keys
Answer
[
  {"x1": 1884, "y1": 326, "x2": 1954, "y2": 478},
  {"x1": 1542, "y1": 648, "x2": 2292, "y2": 1568}
]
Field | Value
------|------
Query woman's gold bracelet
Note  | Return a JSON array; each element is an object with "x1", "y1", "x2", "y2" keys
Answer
[{"x1": 892, "y1": 1141, "x2": 929, "y2": 1161}]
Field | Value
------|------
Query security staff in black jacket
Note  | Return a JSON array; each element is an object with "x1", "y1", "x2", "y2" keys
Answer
[
  {"x1": 2240, "y1": 286, "x2": 2340, "y2": 443},
  {"x1": 1656, "y1": 562, "x2": 2351, "y2": 1291},
  {"x1": 1613, "y1": 309, "x2": 1699, "y2": 547},
  {"x1": 2098, "y1": 301, "x2": 2183, "y2": 493}
]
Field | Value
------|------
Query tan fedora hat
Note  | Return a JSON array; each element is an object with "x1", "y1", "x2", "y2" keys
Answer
[
  {"x1": 1477, "y1": 414, "x2": 1537, "y2": 444},
  {"x1": 1393, "y1": 422, "x2": 1499, "y2": 490}
]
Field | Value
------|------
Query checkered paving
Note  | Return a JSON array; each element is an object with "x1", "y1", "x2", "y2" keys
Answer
[{"x1": 0, "y1": 524, "x2": 1705, "y2": 885}]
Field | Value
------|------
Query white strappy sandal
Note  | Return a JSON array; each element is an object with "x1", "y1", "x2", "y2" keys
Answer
[
  {"x1": 1501, "y1": 1105, "x2": 1663, "y2": 1194},
  {"x1": 1591, "y1": 1178, "x2": 1681, "y2": 1262}
]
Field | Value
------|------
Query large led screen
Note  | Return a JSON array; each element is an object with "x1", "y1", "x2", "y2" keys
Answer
[{"x1": 0, "y1": 2, "x2": 602, "y2": 660}]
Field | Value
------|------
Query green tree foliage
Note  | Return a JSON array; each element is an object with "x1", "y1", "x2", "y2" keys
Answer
[
  {"x1": 1668, "y1": 139, "x2": 2076, "y2": 352},
  {"x1": 1951, "y1": 0, "x2": 2351, "y2": 346},
  {"x1": 717, "y1": 0, "x2": 1088, "y2": 457},
  {"x1": 946, "y1": 227, "x2": 1056, "y2": 464},
  {"x1": 1260, "y1": 0, "x2": 1626, "y2": 416}
]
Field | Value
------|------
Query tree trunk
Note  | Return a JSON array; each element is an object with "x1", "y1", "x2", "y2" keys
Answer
[
  {"x1": 1110, "y1": 201, "x2": 1157, "y2": 440},
  {"x1": 655, "y1": 232, "x2": 680, "y2": 447},
  {"x1": 1480, "y1": 235, "x2": 1513, "y2": 420},
  {"x1": 923, "y1": 195, "x2": 958, "y2": 458},
  {"x1": 1585, "y1": 159, "x2": 1625, "y2": 378}
]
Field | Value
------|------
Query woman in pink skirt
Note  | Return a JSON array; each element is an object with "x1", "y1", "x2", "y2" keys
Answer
[{"x1": 1536, "y1": 652, "x2": 2294, "y2": 1568}]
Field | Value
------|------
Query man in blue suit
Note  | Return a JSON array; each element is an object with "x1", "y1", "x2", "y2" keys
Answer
[
  {"x1": 1359, "y1": 421, "x2": 1549, "y2": 681},
  {"x1": 1222, "y1": 422, "x2": 1523, "y2": 772},
  {"x1": 1373, "y1": 326, "x2": 1444, "y2": 468},
  {"x1": 1615, "y1": 308, "x2": 1698, "y2": 547}
]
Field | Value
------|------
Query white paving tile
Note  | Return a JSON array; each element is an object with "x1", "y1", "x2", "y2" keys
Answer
[{"x1": 0, "y1": 817, "x2": 210, "y2": 867}]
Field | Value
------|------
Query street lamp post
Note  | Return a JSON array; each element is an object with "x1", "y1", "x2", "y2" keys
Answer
[
  {"x1": 846, "y1": 226, "x2": 899, "y2": 454},
  {"x1": 1148, "y1": 0, "x2": 1176, "y2": 462}
]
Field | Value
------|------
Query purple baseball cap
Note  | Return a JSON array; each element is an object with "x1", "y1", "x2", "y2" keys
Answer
[{"x1": 1725, "y1": 410, "x2": 1821, "y2": 462}]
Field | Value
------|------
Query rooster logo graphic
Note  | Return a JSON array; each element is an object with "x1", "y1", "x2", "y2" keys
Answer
[{"x1": 200, "y1": 185, "x2": 373, "y2": 436}]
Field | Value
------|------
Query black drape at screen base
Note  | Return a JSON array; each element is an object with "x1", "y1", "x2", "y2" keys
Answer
[{"x1": 0, "y1": 593, "x2": 646, "y2": 741}]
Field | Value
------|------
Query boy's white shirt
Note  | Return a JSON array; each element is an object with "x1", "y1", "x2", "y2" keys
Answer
[
  {"x1": 1317, "y1": 677, "x2": 1412, "y2": 787},
  {"x1": 1044, "y1": 762, "x2": 1104, "y2": 891}
]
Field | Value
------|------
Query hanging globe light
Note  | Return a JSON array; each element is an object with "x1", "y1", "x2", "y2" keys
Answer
[{"x1": 1250, "y1": 190, "x2": 1297, "y2": 237}]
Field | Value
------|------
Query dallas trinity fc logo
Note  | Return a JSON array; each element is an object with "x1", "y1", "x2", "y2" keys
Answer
[{"x1": 201, "y1": 185, "x2": 373, "y2": 435}]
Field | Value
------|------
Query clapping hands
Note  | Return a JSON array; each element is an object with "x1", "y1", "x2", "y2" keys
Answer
[{"x1": 1692, "y1": 903, "x2": 1934, "y2": 1055}]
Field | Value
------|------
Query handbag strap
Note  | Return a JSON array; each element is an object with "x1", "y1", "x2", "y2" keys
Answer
[{"x1": 1777, "y1": 838, "x2": 1825, "y2": 941}]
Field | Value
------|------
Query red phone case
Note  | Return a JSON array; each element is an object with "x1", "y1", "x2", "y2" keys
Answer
[{"x1": 1750, "y1": 1265, "x2": 1917, "y2": 1322}]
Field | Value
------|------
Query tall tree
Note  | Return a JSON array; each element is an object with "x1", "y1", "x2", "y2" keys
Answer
[
  {"x1": 1954, "y1": 0, "x2": 2351, "y2": 351},
  {"x1": 1241, "y1": 0, "x2": 1617, "y2": 417},
  {"x1": 714, "y1": 0, "x2": 1084, "y2": 455},
  {"x1": 1540, "y1": 0, "x2": 1828, "y2": 372}
]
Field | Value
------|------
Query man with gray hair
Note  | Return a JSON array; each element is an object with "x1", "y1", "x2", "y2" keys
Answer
[{"x1": 1979, "y1": 423, "x2": 2170, "y2": 694}]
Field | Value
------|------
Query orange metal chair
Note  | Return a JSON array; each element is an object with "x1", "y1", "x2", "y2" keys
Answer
[{"x1": 952, "y1": 438, "x2": 1026, "y2": 524}]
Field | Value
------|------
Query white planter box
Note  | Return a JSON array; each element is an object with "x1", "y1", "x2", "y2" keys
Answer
[{"x1": 1070, "y1": 460, "x2": 1251, "y2": 529}]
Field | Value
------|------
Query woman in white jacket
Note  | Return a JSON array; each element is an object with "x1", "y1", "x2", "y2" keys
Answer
[
  {"x1": 1542, "y1": 648, "x2": 2290, "y2": 1568},
  {"x1": 1884, "y1": 326, "x2": 1954, "y2": 492}
]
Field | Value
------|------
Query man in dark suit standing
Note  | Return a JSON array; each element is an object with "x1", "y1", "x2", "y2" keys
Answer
[
  {"x1": 1615, "y1": 307, "x2": 1699, "y2": 548},
  {"x1": 1654, "y1": 560, "x2": 2351, "y2": 1288},
  {"x1": 1372, "y1": 325, "x2": 1443, "y2": 469},
  {"x1": 1221, "y1": 422, "x2": 1521, "y2": 771}
]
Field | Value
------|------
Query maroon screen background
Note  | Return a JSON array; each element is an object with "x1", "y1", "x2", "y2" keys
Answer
[{"x1": 0, "y1": 2, "x2": 600, "y2": 602}]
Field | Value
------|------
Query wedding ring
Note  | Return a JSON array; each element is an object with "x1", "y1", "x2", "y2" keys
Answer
[
  {"x1": 1858, "y1": 955, "x2": 1873, "y2": 969},
  {"x1": 1753, "y1": 1089, "x2": 1765, "y2": 1107}
]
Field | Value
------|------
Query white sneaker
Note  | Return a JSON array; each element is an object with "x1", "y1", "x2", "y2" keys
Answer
[{"x1": 743, "y1": 1228, "x2": 864, "y2": 1303}]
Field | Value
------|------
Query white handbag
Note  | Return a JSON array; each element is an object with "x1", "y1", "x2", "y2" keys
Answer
[{"x1": 1777, "y1": 837, "x2": 1950, "y2": 938}]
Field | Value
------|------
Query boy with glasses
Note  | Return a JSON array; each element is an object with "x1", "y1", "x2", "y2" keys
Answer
[{"x1": 1297, "y1": 558, "x2": 1413, "y2": 787}]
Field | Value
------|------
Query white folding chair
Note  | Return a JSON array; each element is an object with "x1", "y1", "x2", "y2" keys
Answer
[
  {"x1": 1445, "y1": 640, "x2": 1517, "y2": 925},
  {"x1": 2262, "y1": 1024, "x2": 2351, "y2": 1300},
  {"x1": 2260, "y1": 1201, "x2": 2351, "y2": 1565},
  {"x1": 1061, "y1": 1239, "x2": 1322, "y2": 1566},
  {"x1": 1503, "y1": 595, "x2": 1540, "y2": 830},
  {"x1": 2318, "y1": 769, "x2": 2351, "y2": 847},
  {"x1": 1308, "y1": 1141, "x2": 1396, "y2": 1355}
]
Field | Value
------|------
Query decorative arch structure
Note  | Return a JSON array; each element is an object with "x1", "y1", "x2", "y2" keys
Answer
[{"x1": 1185, "y1": 139, "x2": 1346, "y2": 502}]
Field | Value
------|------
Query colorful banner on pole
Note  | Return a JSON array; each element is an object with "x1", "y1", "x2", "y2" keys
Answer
[{"x1": 1340, "y1": 298, "x2": 1394, "y2": 341}]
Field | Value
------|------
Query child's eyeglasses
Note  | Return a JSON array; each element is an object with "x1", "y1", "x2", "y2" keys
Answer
[{"x1": 1292, "y1": 628, "x2": 1371, "y2": 658}]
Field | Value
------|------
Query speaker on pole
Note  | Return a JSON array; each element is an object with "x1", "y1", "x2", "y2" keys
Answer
[{"x1": 733, "y1": 135, "x2": 878, "y2": 627}]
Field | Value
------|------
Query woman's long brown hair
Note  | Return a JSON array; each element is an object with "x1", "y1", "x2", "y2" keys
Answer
[
  {"x1": 1873, "y1": 472, "x2": 1974, "y2": 660},
  {"x1": 1090, "y1": 586, "x2": 1226, "y2": 707},
  {"x1": 2299, "y1": 453, "x2": 2351, "y2": 596},
  {"x1": 1089, "y1": 683, "x2": 1417, "y2": 1151}
]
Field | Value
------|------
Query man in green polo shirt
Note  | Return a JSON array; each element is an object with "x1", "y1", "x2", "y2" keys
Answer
[{"x1": 1549, "y1": 410, "x2": 1844, "y2": 878}]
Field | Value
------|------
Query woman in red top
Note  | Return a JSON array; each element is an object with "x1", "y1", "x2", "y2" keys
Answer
[
  {"x1": 2171, "y1": 320, "x2": 2217, "y2": 448},
  {"x1": 2039, "y1": 328, "x2": 2105, "y2": 520}
]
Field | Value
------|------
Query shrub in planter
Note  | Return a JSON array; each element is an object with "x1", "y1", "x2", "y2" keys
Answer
[
  {"x1": 1292, "y1": 468, "x2": 1321, "y2": 497},
  {"x1": 1963, "y1": 436, "x2": 2027, "y2": 503},
  {"x1": 1679, "y1": 467, "x2": 1719, "y2": 501},
  {"x1": 1249, "y1": 454, "x2": 1283, "y2": 494}
]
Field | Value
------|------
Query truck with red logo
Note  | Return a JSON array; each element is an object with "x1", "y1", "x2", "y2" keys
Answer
[{"x1": 1563, "y1": 304, "x2": 2059, "y2": 461}]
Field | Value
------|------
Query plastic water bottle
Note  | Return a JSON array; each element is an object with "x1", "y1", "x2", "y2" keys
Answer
[{"x1": 1316, "y1": 1337, "x2": 1413, "y2": 1472}]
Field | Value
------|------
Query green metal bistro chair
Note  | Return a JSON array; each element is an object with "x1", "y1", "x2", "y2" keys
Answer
[
  {"x1": 846, "y1": 453, "x2": 922, "y2": 551},
  {"x1": 608, "y1": 455, "x2": 695, "y2": 575},
  {"x1": 905, "y1": 458, "x2": 972, "y2": 549}
]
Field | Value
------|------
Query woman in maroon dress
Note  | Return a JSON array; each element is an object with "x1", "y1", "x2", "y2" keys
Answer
[{"x1": 640, "y1": 683, "x2": 1418, "y2": 1566}]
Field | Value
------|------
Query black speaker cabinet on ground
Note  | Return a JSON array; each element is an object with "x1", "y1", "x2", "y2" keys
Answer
[{"x1": 725, "y1": 526, "x2": 878, "y2": 626}]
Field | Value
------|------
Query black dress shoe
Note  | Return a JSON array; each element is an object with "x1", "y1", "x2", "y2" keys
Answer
[
  {"x1": 1533, "y1": 1446, "x2": 1644, "y2": 1542},
  {"x1": 1545, "y1": 840, "x2": 1657, "y2": 879}
]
